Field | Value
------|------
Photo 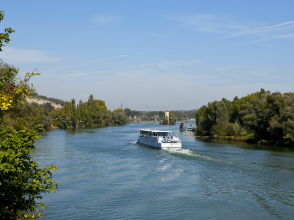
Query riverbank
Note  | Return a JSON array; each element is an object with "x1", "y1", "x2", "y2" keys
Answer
[{"x1": 193, "y1": 134, "x2": 294, "y2": 147}]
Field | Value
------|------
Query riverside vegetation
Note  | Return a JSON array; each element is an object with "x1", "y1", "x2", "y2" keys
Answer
[
  {"x1": 51, "y1": 97, "x2": 128, "y2": 129},
  {"x1": 195, "y1": 89, "x2": 294, "y2": 147},
  {"x1": 124, "y1": 109, "x2": 194, "y2": 125},
  {"x1": 0, "y1": 11, "x2": 59, "y2": 220},
  {"x1": 0, "y1": 11, "x2": 127, "y2": 219}
]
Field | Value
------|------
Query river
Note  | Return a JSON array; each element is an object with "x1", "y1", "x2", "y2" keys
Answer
[{"x1": 34, "y1": 123, "x2": 294, "y2": 219}]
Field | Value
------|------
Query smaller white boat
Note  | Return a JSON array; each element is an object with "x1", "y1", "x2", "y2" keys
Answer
[{"x1": 138, "y1": 129, "x2": 182, "y2": 149}]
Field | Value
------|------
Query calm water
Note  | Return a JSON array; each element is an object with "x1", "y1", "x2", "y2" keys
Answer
[{"x1": 34, "y1": 123, "x2": 294, "y2": 219}]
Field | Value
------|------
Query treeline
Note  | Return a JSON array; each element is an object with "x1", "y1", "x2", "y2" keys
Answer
[
  {"x1": 124, "y1": 109, "x2": 195, "y2": 119},
  {"x1": 124, "y1": 108, "x2": 144, "y2": 118},
  {"x1": 31, "y1": 93, "x2": 66, "y2": 106},
  {"x1": 124, "y1": 109, "x2": 176, "y2": 125},
  {"x1": 170, "y1": 110, "x2": 195, "y2": 119},
  {"x1": 196, "y1": 89, "x2": 294, "y2": 146},
  {"x1": 50, "y1": 95, "x2": 127, "y2": 129}
]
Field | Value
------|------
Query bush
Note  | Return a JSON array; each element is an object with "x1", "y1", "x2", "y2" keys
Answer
[
  {"x1": 211, "y1": 125, "x2": 226, "y2": 136},
  {"x1": 225, "y1": 123, "x2": 237, "y2": 136}
]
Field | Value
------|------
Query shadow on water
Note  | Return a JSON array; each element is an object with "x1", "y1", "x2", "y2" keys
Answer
[{"x1": 195, "y1": 136, "x2": 294, "y2": 153}]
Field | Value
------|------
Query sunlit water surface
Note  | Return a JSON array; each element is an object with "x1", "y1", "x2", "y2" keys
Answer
[{"x1": 34, "y1": 123, "x2": 294, "y2": 219}]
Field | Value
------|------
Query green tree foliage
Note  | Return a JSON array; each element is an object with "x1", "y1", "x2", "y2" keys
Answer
[
  {"x1": 241, "y1": 92, "x2": 294, "y2": 141},
  {"x1": 55, "y1": 95, "x2": 128, "y2": 128},
  {"x1": 109, "y1": 109, "x2": 128, "y2": 125},
  {"x1": 124, "y1": 108, "x2": 131, "y2": 117},
  {"x1": 1, "y1": 102, "x2": 52, "y2": 130},
  {"x1": 195, "y1": 88, "x2": 294, "y2": 146},
  {"x1": 169, "y1": 110, "x2": 195, "y2": 119},
  {"x1": 158, "y1": 111, "x2": 164, "y2": 119},
  {"x1": 0, "y1": 12, "x2": 59, "y2": 218},
  {"x1": 0, "y1": 127, "x2": 59, "y2": 219},
  {"x1": 0, "y1": 61, "x2": 52, "y2": 131},
  {"x1": 0, "y1": 11, "x2": 15, "y2": 51}
]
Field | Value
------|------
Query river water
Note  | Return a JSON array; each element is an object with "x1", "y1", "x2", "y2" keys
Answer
[{"x1": 34, "y1": 123, "x2": 294, "y2": 219}]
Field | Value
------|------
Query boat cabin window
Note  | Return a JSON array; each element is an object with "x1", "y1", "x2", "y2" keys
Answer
[
  {"x1": 157, "y1": 132, "x2": 170, "y2": 137},
  {"x1": 140, "y1": 130, "x2": 172, "y2": 137},
  {"x1": 140, "y1": 130, "x2": 152, "y2": 136}
]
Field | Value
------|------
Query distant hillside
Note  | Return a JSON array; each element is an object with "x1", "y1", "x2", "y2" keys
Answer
[
  {"x1": 30, "y1": 94, "x2": 66, "y2": 106},
  {"x1": 26, "y1": 96, "x2": 63, "y2": 109}
]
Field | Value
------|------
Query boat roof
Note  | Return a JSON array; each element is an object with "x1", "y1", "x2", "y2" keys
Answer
[{"x1": 139, "y1": 129, "x2": 172, "y2": 132}]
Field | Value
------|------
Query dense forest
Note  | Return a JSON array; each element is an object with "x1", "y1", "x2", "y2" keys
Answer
[{"x1": 195, "y1": 89, "x2": 294, "y2": 146}]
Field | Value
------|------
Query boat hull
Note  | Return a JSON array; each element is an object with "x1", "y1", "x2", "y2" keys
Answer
[{"x1": 137, "y1": 137, "x2": 182, "y2": 149}]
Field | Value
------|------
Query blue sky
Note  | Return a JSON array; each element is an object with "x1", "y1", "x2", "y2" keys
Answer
[{"x1": 1, "y1": 0, "x2": 294, "y2": 110}]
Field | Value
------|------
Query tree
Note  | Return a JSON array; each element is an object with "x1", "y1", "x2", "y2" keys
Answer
[
  {"x1": 0, "y1": 11, "x2": 59, "y2": 219},
  {"x1": 158, "y1": 111, "x2": 164, "y2": 119},
  {"x1": 0, "y1": 127, "x2": 59, "y2": 219},
  {"x1": 116, "y1": 108, "x2": 124, "y2": 114},
  {"x1": 215, "y1": 101, "x2": 229, "y2": 126},
  {"x1": 124, "y1": 108, "x2": 131, "y2": 117},
  {"x1": 0, "y1": 11, "x2": 15, "y2": 51}
]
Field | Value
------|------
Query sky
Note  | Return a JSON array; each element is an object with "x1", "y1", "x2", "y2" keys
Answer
[{"x1": 1, "y1": 0, "x2": 294, "y2": 111}]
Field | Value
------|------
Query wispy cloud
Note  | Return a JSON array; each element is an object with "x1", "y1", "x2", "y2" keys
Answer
[
  {"x1": 164, "y1": 13, "x2": 245, "y2": 33},
  {"x1": 118, "y1": 55, "x2": 127, "y2": 58},
  {"x1": 166, "y1": 13, "x2": 294, "y2": 43},
  {"x1": 1, "y1": 47, "x2": 57, "y2": 63},
  {"x1": 224, "y1": 21, "x2": 294, "y2": 37},
  {"x1": 93, "y1": 14, "x2": 121, "y2": 26},
  {"x1": 243, "y1": 33, "x2": 294, "y2": 43},
  {"x1": 160, "y1": 59, "x2": 201, "y2": 68}
]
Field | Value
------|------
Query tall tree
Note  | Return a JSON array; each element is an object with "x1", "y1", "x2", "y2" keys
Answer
[{"x1": 0, "y1": 12, "x2": 59, "y2": 219}]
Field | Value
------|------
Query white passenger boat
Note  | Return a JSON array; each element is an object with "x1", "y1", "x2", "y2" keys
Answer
[{"x1": 138, "y1": 129, "x2": 182, "y2": 149}]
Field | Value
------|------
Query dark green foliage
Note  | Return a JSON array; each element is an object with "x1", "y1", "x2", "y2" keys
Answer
[
  {"x1": 1, "y1": 102, "x2": 52, "y2": 131},
  {"x1": 124, "y1": 108, "x2": 131, "y2": 117},
  {"x1": 41, "y1": 102, "x2": 55, "y2": 113},
  {"x1": 57, "y1": 114, "x2": 72, "y2": 129},
  {"x1": 169, "y1": 110, "x2": 196, "y2": 119},
  {"x1": 57, "y1": 95, "x2": 128, "y2": 128},
  {"x1": 215, "y1": 101, "x2": 229, "y2": 126},
  {"x1": 211, "y1": 125, "x2": 226, "y2": 136},
  {"x1": 158, "y1": 111, "x2": 164, "y2": 119},
  {"x1": 195, "y1": 89, "x2": 294, "y2": 146},
  {"x1": 109, "y1": 110, "x2": 128, "y2": 125},
  {"x1": 0, "y1": 127, "x2": 59, "y2": 219}
]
